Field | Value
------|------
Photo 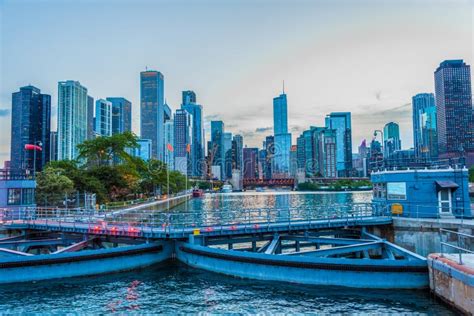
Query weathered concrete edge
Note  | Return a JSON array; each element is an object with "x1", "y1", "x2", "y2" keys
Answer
[{"x1": 428, "y1": 254, "x2": 474, "y2": 287}]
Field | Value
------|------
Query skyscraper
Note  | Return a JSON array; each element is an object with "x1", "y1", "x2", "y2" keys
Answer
[
  {"x1": 321, "y1": 129, "x2": 337, "y2": 178},
  {"x1": 182, "y1": 90, "x2": 196, "y2": 105},
  {"x1": 140, "y1": 70, "x2": 165, "y2": 160},
  {"x1": 224, "y1": 132, "x2": 233, "y2": 179},
  {"x1": 164, "y1": 120, "x2": 174, "y2": 170},
  {"x1": 264, "y1": 135, "x2": 274, "y2": 179},
  {"x1": 434, "y1": 60, "x2": 474, "y2": 156},
  {"x1": 10, "y1": 85, "x2": 51, "y2": 171},
  {"x1": 383, "y1": 122, "x2": 401, "y2": 158},
  {"x1": 58, "y1": 80, "x2": 88, "y2": 160},
  {"x1": 95, "y1": 99, "x2": 112, "y2": 137},
  {"x1": 181, "y1": 91, "x2": 204, "y2": 177},
  {"x1": 243, "y1": 147, "x2": 258, "y2": 179},
  {"x1": 87, "y1": 95, "x2": 95, "y2": 140},
  {"x1": 50, "y1": 131, "x2": 58, "y2": 162},
  {"x1": 325, "y1": 112, "x2": 352, "y2": 177},
  {"x1": 273, "y1": 92, "x2": 291, "y2": 178},
  {"x1": 210, "y1": 121, "x2": 225, "y2": 180},
  {"x1": 232, "y1": 134, "x2": 244, "y2": 173},
  {"x1": 412, "y1": 93, "x2": 437, "y2": 158},
  {"x1": 174, "y1": 109, "x2": 193, "y2": 176},
  {"x1": 106, "y1": 97, "x2": 132, "y2": 135}
]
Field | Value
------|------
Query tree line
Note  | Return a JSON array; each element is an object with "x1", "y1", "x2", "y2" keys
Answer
[{"x1": 36, "y1": 132, "x2": 190, "y2": 206}]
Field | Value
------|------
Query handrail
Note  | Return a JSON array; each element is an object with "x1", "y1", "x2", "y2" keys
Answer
[{"x1": 439, "y1": 228, "x2": 474, "y2": 265}]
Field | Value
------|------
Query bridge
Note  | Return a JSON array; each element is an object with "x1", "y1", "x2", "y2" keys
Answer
[
  {"x1": 1, "y1": 203, "x2": 391, "y2": 240},
  {"x1": 243, "y1": 178, "x2": 295, "y2": 188}
]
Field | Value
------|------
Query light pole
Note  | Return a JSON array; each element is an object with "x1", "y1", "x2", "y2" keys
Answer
[{"x1": 33, "y1": 141, "x2": 42, "y2": 177}]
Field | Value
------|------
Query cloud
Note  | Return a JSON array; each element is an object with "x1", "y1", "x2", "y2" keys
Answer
[
  {"x1": 204, "y1": 114, "x2": 221, "y2": 121},
  {"x1": 0, "y1": 109, "x2": 10, "y2": 117},
  {"x1": 255, "y1": 127, "x2": 272, "y2": 133}
]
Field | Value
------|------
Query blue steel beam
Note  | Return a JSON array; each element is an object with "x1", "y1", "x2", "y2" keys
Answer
[
  {"x1": 283, "y1": 241, "x2": 383, "y2": 257},
  {"x1": 265, "y1": 234, "x2": 281, "y2": 255},
  {"x1": 53, "y1": 238, "x2": 96, "y2": 254},
  {"x1": 0, "y1": 239, "x2": 64, "y2": 249},
  {"x1": 284, "y1": 236, "x2": 375, "y2": 245},
  {"x1": 0, "y1": 248, "x2": 33, "y2": 257}
]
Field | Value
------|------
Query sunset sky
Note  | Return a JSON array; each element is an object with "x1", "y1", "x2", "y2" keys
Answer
[{"x1": 1, "y1": 0, "x2": 472, "y2": 165}]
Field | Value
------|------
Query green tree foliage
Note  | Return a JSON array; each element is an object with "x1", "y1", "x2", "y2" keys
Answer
[
  {"x1": 469, "y1": 166, "x2": 474, "y2": 182},
  {"x1": 36, "y1": 133, "x2": 191, "y2": 206},
  {"x1": 36, "y1": 166, "x2": 75, "y2": 206},
  {"x1": 77, "y1": 131, "x2": 139, "y2": 166}
]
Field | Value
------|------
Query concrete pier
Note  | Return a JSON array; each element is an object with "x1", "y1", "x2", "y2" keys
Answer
[
  {"x1": 390, "y1": 217, "x2": 474, "y2": 257},
  {"x1": 428, "y1": 254, "x2": 474, "y2": 314}
]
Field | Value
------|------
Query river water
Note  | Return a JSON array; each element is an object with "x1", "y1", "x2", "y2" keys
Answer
[{"x1": 0, "y1": 191, "x2": 454, "y2": 314}]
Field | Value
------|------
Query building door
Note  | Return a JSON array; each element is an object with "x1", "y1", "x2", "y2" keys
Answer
[{"x1": 438, "y1": 189, "x2": 452, "y2": 215}]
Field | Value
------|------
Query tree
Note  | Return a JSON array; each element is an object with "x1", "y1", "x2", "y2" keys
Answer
[
  {"x1": 77, "y1": 131, "x2": 139, "y2": 166},
  {"x1": 36, "y1": 167, "x2": 75, "y2": 206},
  {"x1": 470, "y1": 166, "x2": 474, "y2": 183}
]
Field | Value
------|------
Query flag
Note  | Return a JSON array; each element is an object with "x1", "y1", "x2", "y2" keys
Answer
[
  {"x1": 166, "y1": 143, "x2": 174, "y2": 152},
  {"x1": 186, "y1": 144, "x2": 191, "y2": 153},
  {"x1": 25, "y1": 144, "x2": 42, "y2": 151}
]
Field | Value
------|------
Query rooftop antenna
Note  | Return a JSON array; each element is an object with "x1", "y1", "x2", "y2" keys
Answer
[
  {"x1": 145, "y1": 66, "x2": 148, "y2": 71},
  {"x1": 282, "y1": 80, "x2": 285, "y2": 94}
]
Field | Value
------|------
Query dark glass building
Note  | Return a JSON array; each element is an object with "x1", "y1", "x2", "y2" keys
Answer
[
  {"x1": 210, "y1": 121, "x2": 225, "y2": 180},
  {"x1": 10, "y1": 86, "x2": 51, "y2": 172},
  {"x1": 87, "y1": 95, "x2": 95, "y2": 140},
  {"x1": 106, "y1": 97, "x2": 132, "y2": 135},
  {"x1": 181, "y1": 91, "x2": 205, "y2": 177},
  {"x1": 140, "y1": 70, "x2": 164, "y2": 160},
  {"x1": 243, "y1": 147, "x2": 258, "y2": 179},
  {"x1": 412, "y1": 93, "x2": 437, "y2": 158},
  {"x1": 434, "y1": 60, "x2": 474, "y2": 155}
]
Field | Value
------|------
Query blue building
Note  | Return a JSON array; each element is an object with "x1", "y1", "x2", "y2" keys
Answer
[
  {"x1": 412, "y1": 93, "x2": 437, "y2": 158},
  {"x1": 140, "y1": 70, "x2": 165, "y2": 160},
  {"x1": 371, "y1": 167, "x2": 471, "y2": 219},
  {"x1": 232, "y1": 134, "x2": 244, "y2": 174},
  {"x1": 106, "y1": 97, "x2": 132, "y2": 135},
  {"x1": 273, "y1": 93, "x2": 291, "y2": 178},
  {"x1": 181, "y1": 91, "x2": 204, "y2": 177},
  {"x1": 383, "y1": 122, "x2": 401, "y2": 158},
  {"x1": 224, "y1": 132, "x2": 233, "y2": 179},
  {"x1": 210, "y1": 121, "x2": 225, "y2": 180},
  {"x1": 87, "y1": 95, "x2": 95, "y2": 140},
  {"x1": 58, "y1": 80, "x2": 88, "y2": 161},
  {"x1": 434, "y1": 60, "x2": 474, "y2": 157},
  {"x1": 94, "y1": 99, "x2": 112, "y2": 137},
  {"x1": 174, "y1": 109, "x2": 193, "y2": 176},
  {"x1": 325, "y1": 112, "x2": 352, "y2": 177},
  {"x1": 10, "y1": 86, "x2": 51, "y2": 172},
  {"x1": 134, "y1": 139, "x2": 152, "y2": 161},
  {"x1": 164, "y1": 120, "x2": 174, "y2": 170},
  {"x1": 0, "y1": 170, "x2": 36, "y2": 213}
]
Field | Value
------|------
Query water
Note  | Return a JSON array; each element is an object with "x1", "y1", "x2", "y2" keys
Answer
[
  {"x1": 0, "y1": 263, "x2": 452, "y2": 314},
  {"x1": 0, "y1": 192, "x2": 454, "y2": 313}
]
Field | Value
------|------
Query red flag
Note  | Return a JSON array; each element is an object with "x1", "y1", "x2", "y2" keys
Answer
[
  {"x1": 186, "y1": 144, "x2": 191, "y2": 153},
  {"x1": 25, "y1": 144, "x2": 42, "y2": 151},
  {"x1": 166, "y1": 143, "x2": 174, "y2": 152}
]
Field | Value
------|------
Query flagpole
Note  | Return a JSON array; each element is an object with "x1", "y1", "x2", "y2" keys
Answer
[{"x1": 167, "y1": 164, "x2": 170, "y2": 212}]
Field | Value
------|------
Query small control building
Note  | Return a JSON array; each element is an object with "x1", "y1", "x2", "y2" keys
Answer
[{"x1": 371, "y1": 167, "x2": 471, "y2": 218}]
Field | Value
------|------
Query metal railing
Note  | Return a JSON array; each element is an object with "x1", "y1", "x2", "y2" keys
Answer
[
  {"x1": 439, "y1": 228, "x2": 474, "y2": 265},
  {"x1": 0, "y1": 203, "x2": 390, "y2": 235}
]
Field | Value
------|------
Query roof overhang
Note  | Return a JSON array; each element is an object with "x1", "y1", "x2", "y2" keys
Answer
[{"x1": 435, "y1": 180, "x2": 459, "y2": 191}]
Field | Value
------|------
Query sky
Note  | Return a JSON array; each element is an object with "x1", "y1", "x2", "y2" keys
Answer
[{"x1": 0, "y1": 0, "x2": 473, "y2": 166}]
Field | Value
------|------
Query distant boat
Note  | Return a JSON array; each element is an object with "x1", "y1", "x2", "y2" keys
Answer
[
  {"x1": 221, "y1": 184, "x2": 232, "y2": 193},
  {"x1": 192, "y1": 189, "x2": 204, "y2": 198}
]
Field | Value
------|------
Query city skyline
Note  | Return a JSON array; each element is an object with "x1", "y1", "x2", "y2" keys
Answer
[{"x1": 1, "y1": 0, "x2": 473, "y2": 166}]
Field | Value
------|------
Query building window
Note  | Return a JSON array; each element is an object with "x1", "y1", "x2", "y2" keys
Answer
[
  {"x1": 22, "y1": 188, "x2": 35, "y2": 205},
  {"x1": 7, "y1": 189, "x2": 21, "y2": 205}
]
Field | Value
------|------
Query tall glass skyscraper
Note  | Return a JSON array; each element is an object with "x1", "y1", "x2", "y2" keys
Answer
[
  {"x1": 232, "y1": 134, "x2": 244, "y2": 173},
  {"x1": 58, "y1": 80, "x2": 88, "y2": 160},
  {"x1": 325, "y1": 112, "x2": 352, "y2": 177},
  {"x1": 210, "y1": 121, "x2": 225, "y2": 180},
  {"x1": 174, "y1": 109, "x2": 193, "y2": 176},
  {"x1": 95, "y1": 99, "x2": 112, "y2": 137},
  {"x1": 10, "y1": 85, "x2": 51, "y2": 171},
  {"x1": 164, "y1": 120, "x2": 174, "y2": 170},
  {"x1": 273, "y1": 93, "x2": 291, "y2": 177},
  {"x1": 434, "y1": 60, "x2": 474, "y2": 155},
  {"x1": 383, "y1": 122, "x2": 401, "y2": 158},
  {"x1": 87, "y1": 95, "x2": 95, "y2": 140},
  {"x1": 224, "y1": 132, "x2": 233, "y2": 179},
  {"x1": 181, "y1": 91, "x2": 204, "y2": 177},
  {"x1": 412, "y1": 93, "x2": 437, "y2": 158},
  {"x1": 106, "y1": 97, "x2": 132, "y2": 135},
  {"x1": 140, "y1": 70, "x2": 164, "y2": 160}
]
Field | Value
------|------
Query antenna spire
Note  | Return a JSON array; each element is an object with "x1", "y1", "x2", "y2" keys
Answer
[{"x1": 282, "y1": 80, "x2": 285, "y2": 94}]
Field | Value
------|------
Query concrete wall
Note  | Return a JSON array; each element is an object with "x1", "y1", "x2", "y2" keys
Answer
[
  {"x1": 390, "y1": 218, "x2": 474, "y2": 257},
  {"x1": 428, "y1": 254, "x2": 474, "y2": 315}
]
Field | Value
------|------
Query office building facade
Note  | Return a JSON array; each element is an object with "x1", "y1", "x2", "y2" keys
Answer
[
  {"x1": 10, "y1": 85, "x2": 51, "y2": 172},
  {"x1": 325, "y1": 112, "x2": 352, "y2": 177},
  {"x1": 58, "y1": 80, "x2": 88, "y2": 160},
  {"x1": 106, "y1": 97, "x2": 132, "y2": 135}
]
